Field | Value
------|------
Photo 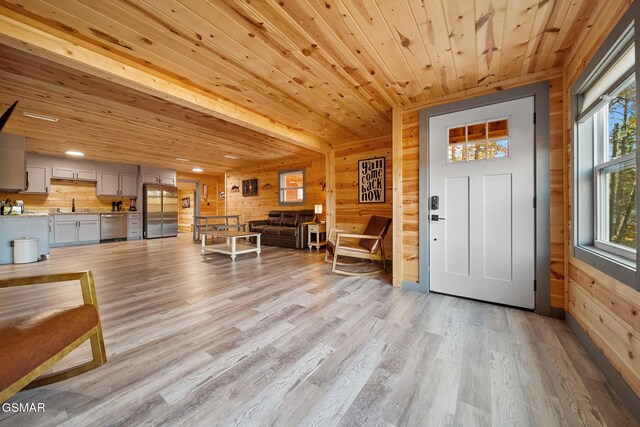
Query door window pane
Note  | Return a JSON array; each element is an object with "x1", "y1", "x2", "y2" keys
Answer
[
  {"x1": 448, "y1": 126, "x2": 465, "y2": 144},
  {"x1": 447, "y1": 119, "x2": 509, "y2": 163},
  {"x1": 488, "y1": 119, "x2": 509, "y2": 139},
  {"x1": 487, "y1": 140, "x2": 509, "y2": 159},
  {"x1": 448, "y1": 144, "x2": 464, "y2": 162},
  {"x1": 467, "y1": 123, "x2": 486, "y2": 142}
]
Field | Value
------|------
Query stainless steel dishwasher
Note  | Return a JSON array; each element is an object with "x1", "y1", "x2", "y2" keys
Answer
[{"x1": 100, "y1": 213, "x2": 128, "y2": 242}]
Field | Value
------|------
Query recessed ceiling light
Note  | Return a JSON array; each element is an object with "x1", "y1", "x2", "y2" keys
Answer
[
  {"x1": 175, "y1": 157, "x2": 190, "y2": 162},
  {"x1": 192, "y1": 167, "x2": 203, "y2": 173},
  {"x1": 65, "y1": 150, "x2": 84, "y2": 157},
  {"x1": 23, "y1": 111, "x2": 59, "y2": 122},
  {"x1": 224, "y1": 154, "x2": 240, "y2": 159}
]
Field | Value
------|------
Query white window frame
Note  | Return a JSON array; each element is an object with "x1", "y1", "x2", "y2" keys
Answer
[
  {"x1": 278, "y1": 168, "x2": 306, "y2": 206},
  {"x1": 572, "y1": 12, "x2": 639, "y2": 290},
  {"x1": 594, "y1": 152, "x2": 637, "y2": 259}
]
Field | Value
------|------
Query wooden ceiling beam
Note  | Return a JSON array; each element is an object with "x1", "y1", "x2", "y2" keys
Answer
[{"x1": 0, "y1": 13, "x2": 332, "y2": 154}]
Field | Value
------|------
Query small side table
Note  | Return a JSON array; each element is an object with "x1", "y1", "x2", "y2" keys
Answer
[{"x1": 308, "y1": 222, "x2": 326, "y2": 250}]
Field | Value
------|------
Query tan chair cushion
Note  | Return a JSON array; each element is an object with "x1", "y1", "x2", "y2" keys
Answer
[{"x1": 0, "y1": 305, "x2": 99, "y2": 391}]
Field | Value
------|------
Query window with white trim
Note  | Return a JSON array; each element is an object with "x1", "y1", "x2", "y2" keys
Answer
[
  {"x1": 279, "y1": 168, "x2": 305, "y2": 205},
  {"x1": 593, "y1": 74, "x2": 637, "y2": 258},
  {"x1": 573, "y1": 16, "x2": 640, "y2": 290}
]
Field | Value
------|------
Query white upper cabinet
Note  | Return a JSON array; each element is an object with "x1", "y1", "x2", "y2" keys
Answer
[
  {"x1": 98, "y1": 172, "x2": 137, "y2": 197},
  {"x1": 140, "y1": 165, "x2": 176, "y2": 185},
  {"x1": 120, "y1": 174, "x2": 138, "y2": 197},
  {"x1": 52, "y1": 166, "x2": 97, "y2": 181},
  {"x1": 21, "y1": 165, "x2": 49, "y2": 194}
]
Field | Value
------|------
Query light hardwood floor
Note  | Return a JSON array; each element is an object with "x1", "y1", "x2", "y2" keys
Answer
[{"x1": 0, "y1": 235, "x2": 637, "y2": 426}]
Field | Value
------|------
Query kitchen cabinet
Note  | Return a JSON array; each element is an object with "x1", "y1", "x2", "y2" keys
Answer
[
  {"x1": 97, "y1": 172, "x2": 137, "y2": 197},
  {"x1": 52, "y1": 166, "x2": 97, "y2": 181},
  {"x1": 128, "y1": 212, "x2": 141, "y2": 240},
  {"x1": 20, "y1": 165, "x2": 50, "y2": 194},
  {"x1": 140, "y1": 165, "x2": 176, "y2": 185},
  {"x1": 120, "y1": 174, "x2": 138, "y2": 197},
  {"x1": 53, "y1": 220, "x2": 78, "y2": 244},
  {"x1": 51, "y1": 214, "x2": 100, "y2": 246},
  {"x1": 142, "y1": 174, "x2": 175, "y2": 185},
  {"x1": 78, "y1": 219, "x2": 100, "y2": 241}
]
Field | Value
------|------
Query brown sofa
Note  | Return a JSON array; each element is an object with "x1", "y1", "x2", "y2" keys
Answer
[{"x1": 248, "y1": 210, "x2": 315, "y2": 249}]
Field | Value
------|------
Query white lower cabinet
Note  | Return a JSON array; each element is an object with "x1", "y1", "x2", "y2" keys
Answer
[
  {"x1": 78, "y1": 219, "x2": 100, "y2": 242},
  {"x1": 53, "y1": 220, "x2": 78, "y2": 244},
  {"x1": 51, "y1": 214, "x2": 101, "y2": 247},
  {"x1": 128, "y1": 212, "x2": 141, "y2": 240}
]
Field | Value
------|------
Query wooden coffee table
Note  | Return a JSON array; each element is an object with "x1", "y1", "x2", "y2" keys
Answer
[{"x1": 200, "y1": 230, "x2": 261, "y2": 260}]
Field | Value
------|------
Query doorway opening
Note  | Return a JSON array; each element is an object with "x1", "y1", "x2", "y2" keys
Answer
[{"x1": 177, "y1": 180, "x2": 199, "y2": 234}]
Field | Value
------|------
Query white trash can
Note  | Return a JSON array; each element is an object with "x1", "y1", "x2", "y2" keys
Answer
[{"x1": 13, "y1": 238, "x2": 39, "y2": 264}]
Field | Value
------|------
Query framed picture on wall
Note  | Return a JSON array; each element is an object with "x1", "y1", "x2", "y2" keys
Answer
[
  {"x1": 242, "y1": 178, "x2": 258, "y2": 197},
  {"x1": 203, "y1": 184, "x2": 208, "y2": 201},
  {"x1": 358, "y1": 157, "x2": 385, "y2": 203}
]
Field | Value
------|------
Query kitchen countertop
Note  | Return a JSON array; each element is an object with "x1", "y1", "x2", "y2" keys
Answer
[
  {"x1": 0, "y1": 211, "x2": 139, "y2": 217},
  {"x1": 0, "y1": 213, "x2": 49, "y2": 217}
]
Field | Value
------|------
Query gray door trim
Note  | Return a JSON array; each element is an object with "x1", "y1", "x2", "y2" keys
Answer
[{"x1": 416, "y1": 82, "x2": 551, "y2": 316}]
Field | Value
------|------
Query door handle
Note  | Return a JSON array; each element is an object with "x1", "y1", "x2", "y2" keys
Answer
[{"x1": 431, "y1": 214, "x2": 445, "y2": 221}]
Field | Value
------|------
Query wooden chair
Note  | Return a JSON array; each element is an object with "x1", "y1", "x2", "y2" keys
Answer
[
  {"x1": 0, "y1": 271, "x2": 107, "y2": 403},
  {"x1": 325, "y1": 216, "x2": 392, "y2": 276}
]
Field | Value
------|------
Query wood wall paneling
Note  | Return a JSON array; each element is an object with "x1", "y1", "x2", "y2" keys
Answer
[
  {"x1": 225, "y1": 157, "x2": 326, "y2": 226},
  {"x1": 401, "y1": 111, "x2": 420, "y2": 284},
  {"x1": 334, "y1": 136, "x2": 393, "y2": 260},
  {"x1": 568, "y1": 258, "x2": 640, "y2": 397},
  {"x1": 177, "y1": 181, "x2": 196, "y2": 233}
]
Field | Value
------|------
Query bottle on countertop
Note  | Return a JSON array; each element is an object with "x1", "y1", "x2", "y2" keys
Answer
[{"x1": 72, "y1": 198, "x2": 76, "y2": 213}]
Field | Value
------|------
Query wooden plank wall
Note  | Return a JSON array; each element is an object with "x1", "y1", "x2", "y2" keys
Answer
[
  {"x1": 225, "y1": 156, "x2": 325, "y2": 225},
  {"x1": 401, "y1": 111, "x2": 420, "y2": 283},
  {"x1": 177, "y1": 181, "x2": 196, "y2": 233},
  {"x1": 0, "y1": 179, "x2": 125, "y2": 212},
  {"x1": 176, "y1": 172, "x2": 225, "y2": 232},
  {"x1": 334, "y1": 137, "x2": 392, "y2": 259},
  {"x1": 563, "y1": 2, "x2": 640, "y2": 397},
  {"x1": 399, "y1": 76, "x2": 565, "y2": 309}
]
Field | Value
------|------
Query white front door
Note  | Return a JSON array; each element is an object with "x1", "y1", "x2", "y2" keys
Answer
[{"x1": 429, "y1": 97, "x2": 535, "y2": 309}]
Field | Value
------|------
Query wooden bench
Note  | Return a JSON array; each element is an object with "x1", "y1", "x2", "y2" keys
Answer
[{"x1": 0, "y1": 271, "x2": 106, "y2": 403}]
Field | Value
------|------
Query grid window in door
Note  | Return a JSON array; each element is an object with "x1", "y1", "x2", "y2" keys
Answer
[{"x1": 447, "y1": 118, "x2": 510, "y2": 163}]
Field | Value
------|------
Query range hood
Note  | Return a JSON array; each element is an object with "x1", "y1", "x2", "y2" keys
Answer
[{"x1": 0, "y1": 134, "x2": 27, "y2": 193}]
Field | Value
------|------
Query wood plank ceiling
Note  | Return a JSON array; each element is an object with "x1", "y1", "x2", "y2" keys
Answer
[{"x1": 0, "y1": 0, "x2": 611, "y2": 172}]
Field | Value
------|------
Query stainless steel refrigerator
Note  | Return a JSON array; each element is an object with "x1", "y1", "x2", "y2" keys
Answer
[{"x1": 143, "y1": 184, "x2": 178, "y2": 238}]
